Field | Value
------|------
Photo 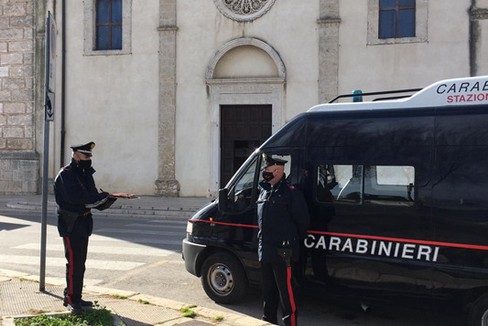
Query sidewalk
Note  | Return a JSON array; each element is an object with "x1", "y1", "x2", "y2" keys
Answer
[
  {"x1": 0, "y1": 272, "x2": 269, "y2": 326},
  {"x1": 0, "y1": 194, "x2": 272, "y2": 326}
]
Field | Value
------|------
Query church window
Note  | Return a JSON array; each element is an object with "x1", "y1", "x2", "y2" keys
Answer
[
  {"x1": 213, "y1": 0, "x2": 276, "y2": 22},
  {"x1": 379, "y1": 0, "x2": 416, "y2": 39},
  {"x1": 96, "y1": 0, "x2": 123, "y2": 50},
  {"x1": 83, "y1": 0, "x2": 132, "y2": 56},
  {"x1": 367, "y1": 0, "x2": 427, "y2": 45}
]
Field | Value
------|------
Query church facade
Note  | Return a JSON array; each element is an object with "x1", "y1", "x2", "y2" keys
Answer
[{"x1": 1, "y1": 0, "x2": 487, "y2": 196}]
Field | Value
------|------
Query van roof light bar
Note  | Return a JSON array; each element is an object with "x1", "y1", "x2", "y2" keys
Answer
[{"x1": 329, "y1": 88, "x2": 423, "y2": 103}]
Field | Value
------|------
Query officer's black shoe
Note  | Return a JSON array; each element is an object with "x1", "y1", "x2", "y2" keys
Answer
[
  {"x1": 67, "y1": 303, "x2": 84, "y2": 315},
  {"x1": 79, "y1": 299, "x2": 93, "y2": 307},
  {"x1": 63, "y1": 297, "x2": 92, "y2": 308},
  {"x1": 262, "y1": 316, "x2": 278, "y2": 325}
]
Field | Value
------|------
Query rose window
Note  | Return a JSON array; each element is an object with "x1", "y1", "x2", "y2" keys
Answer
[{"x1": 214, "y1": 0, "x2": 276, "y2": 22}]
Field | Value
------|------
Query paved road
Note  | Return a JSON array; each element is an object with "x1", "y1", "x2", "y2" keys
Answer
[
  {"x1": 0, "y1": 210, "x2": 466, "y2": 325},
  {"x1": 0, "y1": 211, "x2": 185, "y2": 287}
]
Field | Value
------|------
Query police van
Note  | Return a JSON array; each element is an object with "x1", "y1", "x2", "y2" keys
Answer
[{"x1": 182, "y1": 76, "x2": 488, "y2": 325}]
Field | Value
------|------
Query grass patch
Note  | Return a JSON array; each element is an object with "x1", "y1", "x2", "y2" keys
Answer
[
  {"x1": 179, "y1": 305, "x2": 197, "y2": 318},
  {"x1": 137, "y1": 299, "x2": 150, "y2": 305},
  {"x1": 14, "y1": 306, "x2": 117, "y2": 326},
  {"x1": 213, "y1": 315, "x2": 225, "y2": 322},
  {"x1": 109, "y1": 294, "x2": 128, "y2": 300}
]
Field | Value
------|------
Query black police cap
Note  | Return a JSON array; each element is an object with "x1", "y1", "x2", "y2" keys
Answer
[
  {"x1": 263, "y1": 154, "x2": 287, "y2": 168},
  {"x1": 70, "y1": 141, "x2": 95, "y2": 157}
]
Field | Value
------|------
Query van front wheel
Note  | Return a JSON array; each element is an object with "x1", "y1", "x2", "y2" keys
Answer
[
  {"x1": 201, "y1": 252, "x2": 247, "y2": 304},
  {"x1": 468, "y1": 295, "x2": 488, "y2": 326}
]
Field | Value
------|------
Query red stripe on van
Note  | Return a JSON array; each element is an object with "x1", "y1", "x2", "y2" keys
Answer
[
  {"x1": 309, "y1": 230, "x2": 488, "y2": 251},
  {"x1": 190, "y1": 219, "x2": 488, "y2": 251},
  {"x1": 190, "y1": 219, "x2": 259, "y2": 229}
]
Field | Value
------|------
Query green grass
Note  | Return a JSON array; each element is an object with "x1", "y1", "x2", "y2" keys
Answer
[
  {"x1": 14, "y1": 306, "x2": 117, "y2": 326},
  {"x1": 179, "y1": 305, "x2": 197, "y2": 318},
  {"x1": 109, "y1": 294, "x2": 128, "y2": 300},
  {"x1": 213, "y1": 315, "x2": 225, "y2": 322}
]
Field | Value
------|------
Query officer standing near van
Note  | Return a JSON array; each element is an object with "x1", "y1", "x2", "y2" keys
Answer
[
  {"x1": 257, "y1": 154, "x2": 310, "y2": 326},
  {"x1": 54, "y1": 141, "x2": 135, "y2": 314}
]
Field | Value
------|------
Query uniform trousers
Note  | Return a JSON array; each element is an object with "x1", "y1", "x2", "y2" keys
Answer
[
  {"x1": 62, "y1": 218, "x2": 89, "y2": 304},
  {"x1": 261, "y1": 259, "x2": 297, "y2": 326}
]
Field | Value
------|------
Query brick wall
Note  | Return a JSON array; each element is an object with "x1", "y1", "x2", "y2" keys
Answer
[{"x1": 0, "y1": 0, "x2": 38, "y2": 194}]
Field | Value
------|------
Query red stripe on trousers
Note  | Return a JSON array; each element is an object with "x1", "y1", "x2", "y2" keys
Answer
[
  {"x1": 286, "y1": 266, "x2": 297, "y2": 326},
  {"x1": 64, "y1": 237, "x2": 74, "y2": 304}
]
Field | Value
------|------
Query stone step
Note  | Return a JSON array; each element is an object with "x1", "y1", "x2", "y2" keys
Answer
[{"x1": 5, "y1": 201, "x2": 200, "y2": 219}]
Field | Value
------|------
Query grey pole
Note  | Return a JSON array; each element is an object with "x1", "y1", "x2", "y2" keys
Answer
[
  {"x1": 40, "y1": 12, "x2": 54, "y2": 292},
  {"x1": 39, "y1": 104, "x2": 50, "y2": 292}
]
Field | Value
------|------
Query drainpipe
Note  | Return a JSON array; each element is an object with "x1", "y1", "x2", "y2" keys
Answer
[{"x1": 60, "y1": 0, "x2": 66, "y2": 165}]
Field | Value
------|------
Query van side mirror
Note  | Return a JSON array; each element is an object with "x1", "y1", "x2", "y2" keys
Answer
[{"x1": 218, "y1": 188, "x2": 229, "y2": 213}]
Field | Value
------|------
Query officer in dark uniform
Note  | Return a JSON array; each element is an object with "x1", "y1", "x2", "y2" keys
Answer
[
  {"x1": 257, "y1": 154, "x2": 310, "y2": 326},
  {"x1": 54, "y1": 141, "x2": 129, "y2": 314}
]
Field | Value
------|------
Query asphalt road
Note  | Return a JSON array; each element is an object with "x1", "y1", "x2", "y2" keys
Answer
[{"x1": 0, "y1": 209, "x2": 466, "y2": 325}]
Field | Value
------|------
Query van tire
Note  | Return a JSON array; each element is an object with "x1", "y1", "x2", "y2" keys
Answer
[
  {"x1": 468, "y1": 295, "x2": 488, "y2": 326},
  {"x1": 201, "y1": 252, "x2": 247, "y2": 304}
]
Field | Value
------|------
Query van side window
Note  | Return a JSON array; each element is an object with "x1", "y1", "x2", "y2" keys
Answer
[
  {"x1": 316, "y1": 164, "x2": 415, "y2": 206},
  {"x1": 317, "y1": 164, "x2": 361, "y2": 204},
  {"x1": 364, "y1": 165, "x2": 415, "y2": 206}
]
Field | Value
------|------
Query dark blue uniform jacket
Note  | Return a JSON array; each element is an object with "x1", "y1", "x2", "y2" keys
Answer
[
  {"x1": 257, "y1": 177, "x2": 310, "y2": 263},
  {"x1": 54, "y1": 159, "x2": 109, "y2": 236}
]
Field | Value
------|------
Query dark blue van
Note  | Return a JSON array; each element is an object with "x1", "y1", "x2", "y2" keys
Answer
[{"x1": 183, "y1": 76, "x2": 488, "y2": 326}]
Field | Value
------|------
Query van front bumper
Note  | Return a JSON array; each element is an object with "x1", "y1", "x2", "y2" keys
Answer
[{"x1": 182, "y1": 238, "x2": 207, "y2": 277}]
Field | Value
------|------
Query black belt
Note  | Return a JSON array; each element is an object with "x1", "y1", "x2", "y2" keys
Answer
[{"x1": 59, "y1": 208, "x2": 91, "y2": 217}]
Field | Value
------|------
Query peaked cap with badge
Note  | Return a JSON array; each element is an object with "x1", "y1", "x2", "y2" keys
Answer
[
  {"x1": 263, "y1": 154, "x2": 288, "y2": 168},
  {"x1": 70, "y1": 141, "x2": 95, "y2": 157}
]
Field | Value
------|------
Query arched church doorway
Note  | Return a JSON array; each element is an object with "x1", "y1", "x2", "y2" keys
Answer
[{"x1": 206, "y1": 37, "x2": 286, "y2": 195}]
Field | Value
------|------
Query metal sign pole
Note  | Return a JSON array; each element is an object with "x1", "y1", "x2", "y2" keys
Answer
[
  {"x1": 40, "y1": 11, "x2": 56, "y2": 292},
  {"x1": 39, "y1": 103, "x2": 50, "y2": 292}
]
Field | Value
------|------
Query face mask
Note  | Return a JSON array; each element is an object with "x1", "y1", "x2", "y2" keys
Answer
[
  {"x1": 78, "y1": 159, "x2": 92, "y2": 169},
  {"x1": 262, "y1": 171, "x2": 274, "y2": 182}
]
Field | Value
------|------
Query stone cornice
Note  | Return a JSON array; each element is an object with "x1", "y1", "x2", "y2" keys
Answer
[
  {"x1": 317, "y1": 17, "x2": 341, "y2": 25},
  {"x1": 206, "y1": 77, "x2": 285, "y2": 86},
  {"x1": 471, "y1": 8, "x2": 488, "y2": 20},
  {"x1": 0, "y1": 151, "x2": 39, "y2": 159},
  {"x1": 157, "y1": 25, "x2": 178, "y2": 32}
]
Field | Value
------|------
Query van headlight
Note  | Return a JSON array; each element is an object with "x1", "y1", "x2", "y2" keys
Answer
[{"x1": 186, "y1": 221, "x2": 193, "y2": 235}]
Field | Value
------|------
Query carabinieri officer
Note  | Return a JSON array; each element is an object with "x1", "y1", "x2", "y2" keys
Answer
[
  {"x1": 257, "y1": 154, "x2": 310, "y2": 326},
  {"x1": 54, "y1": 141, "x2": 123, "y2": 314}
]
